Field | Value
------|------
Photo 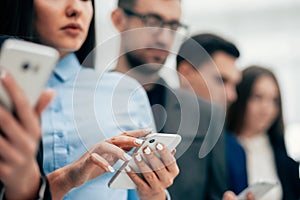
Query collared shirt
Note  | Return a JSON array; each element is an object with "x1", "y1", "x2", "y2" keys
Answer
[{"x1": 42, "y1": 53, "x2": 156, "y2": 200}]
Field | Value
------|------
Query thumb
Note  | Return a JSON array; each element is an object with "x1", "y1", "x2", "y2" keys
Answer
[{"x1": 35, "y1": 89, "x2": 56, "y2": 117}]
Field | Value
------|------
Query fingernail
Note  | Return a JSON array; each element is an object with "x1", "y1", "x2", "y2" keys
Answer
[
  {"x1": 135, "y1": 138, "x2": 144, "y2": 145},
  {"x1": 91, "y1": 153, "x2": 115, "y2": 172},
  {"x1": 123, "y1": 153, "x2": 132, "y2": 161},
  {"x1": 45, "y1": 88, "x2": 56, "y2": 94},
  {"x1": 156, "y1": 143, "x2": 163, "y2": 151},
  {"x1": 144, "y1": 146, "x2": 151, "y2": 155},
  {"x1": 108, "y1": 166, "x2": 115, "y2": 173},
  {"x1": 125, "y1": 165, "x2": 131, "y2": 172},
  {"x1": 0, "y1": 70, "x2": 7, "y2": 80},
  {"x1": 135, "y1": 154, "x2": 142, "y2": 162},
  {"x1": 171, "y1": 149, "x2": 176, "y2": 154},
  {"x1": 144, "y1": 128, "x2": 153, "y2": 133}
]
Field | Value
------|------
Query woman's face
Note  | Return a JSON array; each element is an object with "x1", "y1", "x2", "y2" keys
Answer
[
  {"x1": 34, "y1": 0, "x2": 93, "y2": 55},
  {"x1": 244, "y1": 76, "x2": 280, "y2": 134}
]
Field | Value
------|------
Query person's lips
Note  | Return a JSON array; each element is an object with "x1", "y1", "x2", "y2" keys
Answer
[
  {"x1": 147, "y1": 48, "x2": 168, "y2": 56},
  {"x1": 61, "y1": 23, "x2": 83, "y2": 36}
]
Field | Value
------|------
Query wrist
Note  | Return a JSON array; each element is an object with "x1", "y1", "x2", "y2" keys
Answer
[
  {"x1": 64, "y1": 162, "x2": 84, "y2": 188},
  {"x1": 4, "y1": 162, "x2": 40, "y2": 199},
  {"x1": 3, "y1": 176, "x2": 47, "y2": 200},
  {"x1": 46, "y1": 165, "x2": 75, "y2": 200},
  {"x1": 50, "y1": 165, "x2": 76, "y2": 188},
  {"x1": 140, "y1": 192, "x2": 166, "y2": 200}
]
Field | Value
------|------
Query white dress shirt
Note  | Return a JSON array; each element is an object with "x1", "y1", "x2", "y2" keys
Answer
[{"x1": 238, "y1": 133, "x2": 283, "y2": 200}]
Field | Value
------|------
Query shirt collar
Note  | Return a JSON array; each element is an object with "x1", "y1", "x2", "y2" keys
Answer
[{"x1": 54, "y1": 53, "x2": 81, "y2": 82}]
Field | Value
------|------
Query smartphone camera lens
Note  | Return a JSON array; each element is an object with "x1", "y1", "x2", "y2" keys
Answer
[
  {"x1": 22, "y1": 63, "x2": 29, "y2": 71},
  {"x1": 149, "y1": 139, "x2": 155, "y2": 143}
]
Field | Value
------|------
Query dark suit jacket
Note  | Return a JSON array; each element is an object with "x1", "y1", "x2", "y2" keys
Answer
[
  {"x1": 148, "y1": 79, "x2": 229, "y2": 200},
  {"x1": 270, "y1": 136, "x2": 300, "y2": 200}
]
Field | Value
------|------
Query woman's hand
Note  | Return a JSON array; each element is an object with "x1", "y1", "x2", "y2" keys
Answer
[
  {"x1": 126, "y1": 144, "x2": 179, "y2": 200},
  {"x1": 0, "y1": 71, "x2": 54, "y2": 199},
  {"x1": 69, "y1": 130, "x2": 150, "y2": 186},
  {"x1": 48, "y1": 129, "x2": 151, "y2": 200}
]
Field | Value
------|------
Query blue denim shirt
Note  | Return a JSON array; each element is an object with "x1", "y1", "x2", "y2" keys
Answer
[{"x1": 42, "y1": 53, "x2": 156, "y2": 200}]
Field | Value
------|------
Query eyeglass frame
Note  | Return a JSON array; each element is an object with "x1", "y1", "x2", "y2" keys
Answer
[{"x1": 121, "y1": 8, "x2": 189, "y2": 33}]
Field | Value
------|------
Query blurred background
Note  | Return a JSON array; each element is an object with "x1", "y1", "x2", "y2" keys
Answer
[{"x1": 94, "y1": 0, "x2": 300, "y2": 161}]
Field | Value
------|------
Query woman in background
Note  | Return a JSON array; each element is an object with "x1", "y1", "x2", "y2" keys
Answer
[{"x1": 224, "y1": 66, "x2": 300, "y2": 200}]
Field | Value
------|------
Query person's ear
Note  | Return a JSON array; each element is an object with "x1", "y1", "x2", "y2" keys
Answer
[
  {"x1": 111, "y1": 8, "x2": 128, "y2": 32},
  {"x1": 177, "y1": 61, "x2": 195, "y2": 78},
  {"x1": 177, "y1": 61, "x2": 197, "y2": 87}
]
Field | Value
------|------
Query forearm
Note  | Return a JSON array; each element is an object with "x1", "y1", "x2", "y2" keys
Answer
[
  {"x1": 139, "y1": 193, "x2": 166, "y2": 200},
  {"x1": 136, "y1": 185, "x2": 167, "y2": 200},
  {"x1": 47, "y1": 165, "x2": 75, "y2": 200}
]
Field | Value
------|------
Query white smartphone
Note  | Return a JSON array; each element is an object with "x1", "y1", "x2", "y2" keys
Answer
[
  {"x1": 0, "y1": 39, "x2": 59, "y2": 110},
  {"x1": 108, "y1": 133, "x2": 182, "y2": 189},
  {"x1": 237, "y1": 181, "x2": 279, "y2": 200}
]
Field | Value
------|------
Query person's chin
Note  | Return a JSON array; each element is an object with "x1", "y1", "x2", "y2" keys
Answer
[
  {"x1": 60, "y1": 35, "x2": 85, "y2": 49},
  {"x1": 58, "y1": 44, "x2": 81, "y2": 54},
  {"x1": 256, "y1": 122, "x2": 270, "y2": 132},
  {"x1": 149, "y1": 56, "x2": 167, "y2": 65},
  {"x1": 135, "y1": 64, "x2": 162, "y2": 75},
  {"x1": 146, "y1": 65, "x2": 163, "y2": 72}
]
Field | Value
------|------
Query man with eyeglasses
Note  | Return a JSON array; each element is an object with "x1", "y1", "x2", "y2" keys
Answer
[
  {"x1": 112, "y1": 0, "x2": 225, "y2": 199},
  {"x1": 121, "y1": 8, "x2": 188, "y2": 34}
]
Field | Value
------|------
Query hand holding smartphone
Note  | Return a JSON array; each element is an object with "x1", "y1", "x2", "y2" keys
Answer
[
  {"x1": 0, "y1": 38, "x2": 58, "y2": 198},
  {"x1": 237, "y1": 181, "x2": 279, "y2": 200},
  {"x1": 108, "y1": 133, "x2": 181, "y2": 189},
  {"x1": 0, "y1": 39, "x2": 59, "y2": 111}
]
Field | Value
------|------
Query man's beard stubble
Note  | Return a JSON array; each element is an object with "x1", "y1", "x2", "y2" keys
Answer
[{"x1": 125, "y1": 50, "x2": 166, "y2": 76}]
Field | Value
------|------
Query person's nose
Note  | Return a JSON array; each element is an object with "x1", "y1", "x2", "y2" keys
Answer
[
  {"x1": 66, "y1": 0, "x2": 83, "y2": 18},
  {"x1": 154, "y1": 28, "x2": 175, "y2": 49},
  {"x1": 226, "y1": 85, "x2": 237, "y2": 107}
]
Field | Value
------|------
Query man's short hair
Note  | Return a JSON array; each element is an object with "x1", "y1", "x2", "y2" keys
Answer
[
  {"x1": 176, "y1": 33, "x2": 240, "y2": 70},
  {"x1": 118, "y1": 0, "x2": 180, "y2": 9},
  {"x1": 118, "y1": 0, "x2": 136, "y2": 9}
]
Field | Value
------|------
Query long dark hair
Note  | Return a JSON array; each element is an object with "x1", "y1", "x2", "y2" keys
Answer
[
  {"x1": 227, "y1": 66, "x2": 284, "y2": 143},
  {"x1": 0, "y1": 0, "x2": 95, "y2": 67},
  {"x1": 0, "y1": 0, "x2": 34, "y2": 38}
]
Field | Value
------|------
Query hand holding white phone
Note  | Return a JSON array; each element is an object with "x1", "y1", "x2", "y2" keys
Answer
[
  {"x1": 0, "y1": 39, "x2": 59, "y2": 110},
  {"x1": 237, "y1": 181, "x2": 279, "y2": 200},
  {"x1": 108, "y1": 133, "x2": 181, "y2": 189},
  {"x1": 0, "y1": 38, "x2": 58, "y2": 199}
]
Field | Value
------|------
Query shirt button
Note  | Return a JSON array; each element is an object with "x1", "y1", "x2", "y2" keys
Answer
[
  {"x1": 54, "y1": 107, "x2": 60, "y2": 113},
  {"x1": 57, "y1": 132, "x2": 64, "y2": 138},
  {"x1": 54, "y1": 130, "x2": 63, "y2": 138}
]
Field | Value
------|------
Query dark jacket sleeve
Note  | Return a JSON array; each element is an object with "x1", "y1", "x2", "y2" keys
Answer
[
  {"x1": 272, "y1": 137, "x2": 300, "y2": 200},
  {"x1": 37, "y1": 141, "x2": 52, "y2": 200}
]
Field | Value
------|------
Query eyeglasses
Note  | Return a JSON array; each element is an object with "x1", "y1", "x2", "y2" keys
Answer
[{"x1": 122, "y1": 8, "x2": 189, "y2": 35}]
